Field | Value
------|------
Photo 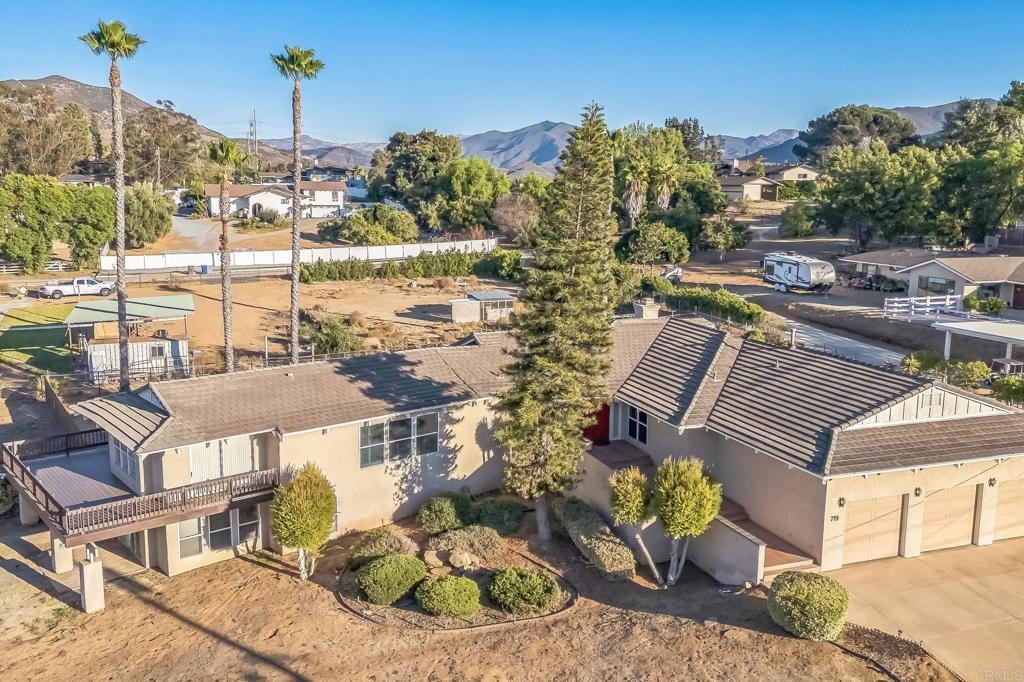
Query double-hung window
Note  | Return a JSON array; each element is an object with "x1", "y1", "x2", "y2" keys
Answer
[
  {"x1": 207, "y1": 511, "x2": 233, "y2": 551},
  {"x1": 237, "y1": 505, "x2": 261, "y2": 543},
  {"x1": 113, "y1": 439, "x2": 139, "y2": 479},
  {"x1": 360, "y1": 412, "x2": 441, "y2": 467},
  {"x1": 178, "y1": 518, "x2": 203, "y2": 558},
  {"x1": 178, "y1": 506, "x2": 262, "y2": 559},
  {"x1": 627, "y1": 406, "x2": 648, "y2": 444}
]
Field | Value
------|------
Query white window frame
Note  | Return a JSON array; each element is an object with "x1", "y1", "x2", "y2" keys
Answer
[
  {"x1": 627, "y1": 406, "x2": 648, "y2": 445},
  {"x1": 177, "y1": 506, "x2": 261, "y2": 559},
  {"x1": 359, "y1": 411, "x2": 442, "y2": 468},
  {"x1": 113, "y1": 439, "x2": 139, "y2": 479}
]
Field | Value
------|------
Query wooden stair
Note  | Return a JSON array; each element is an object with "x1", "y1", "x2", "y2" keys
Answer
[{"x1": 719, "y1": 498, "x2": 819, "y2": 583}]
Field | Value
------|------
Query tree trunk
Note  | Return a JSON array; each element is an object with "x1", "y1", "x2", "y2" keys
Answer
[
  {"x1": 670, "y1": 536, "x2": 691, "y2": 584},
  {"x1": 288, "y1": 80, "x2": 302, "y2": 365},
  {"x1": 667, "y1": 536, "x2": 680, "y2": 585},
  {"x1": 534, "y1": 494, "x2": 552, "y2": 541},
  {"x1": 631, "y1": 526, "x2": 663, "y2": 586},
  {"x1": 297, "y1": 547, "x2": 309, "y2": 580},
  {"x1": 109, "y1": 59, "x2": 129, "y2": 393},
  {"x1": 219, "y1": 179, "x2": 234, "y2": 372}
]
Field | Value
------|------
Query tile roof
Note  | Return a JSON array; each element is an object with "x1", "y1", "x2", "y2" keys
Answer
[
  {"x1": 616, "y1": 318, "x2": 726, "y2": 424},
  {"x1": 705, "y1": 341, "x2": 930, "y2": 474},
  {"x1": 839, "y1": 248, "x2": 935, "y2": 269},
  {"x1": 203, "y1": 184, "x2": 293, "y2": 199},
  {"x1": 716, "y1": 175, "x2": 779, "y2": 187},
  {"x1": 828, "y1": 413, "x2": 1024, "y2": 475},
  {"x1": 74, "y1": 318, "x2": 667, "y2": 454},
  {"x1": 683, "y1": 333, "x2": 744, "y2": 428}
]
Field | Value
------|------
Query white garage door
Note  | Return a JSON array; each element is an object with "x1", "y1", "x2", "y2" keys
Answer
[
  {"x1": 921, "y1": 486, "x2": 977, "y2": 552},
  {"x1": 843, "y1": 495, "x2": 903, "y2": 565},
  {"x1": 995, "y1": 479, "x2": 1024, "y2": 541}
]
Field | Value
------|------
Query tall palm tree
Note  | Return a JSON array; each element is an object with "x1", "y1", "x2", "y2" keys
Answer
[
  {"x1": 620, "y1": 154, "x2": 649, "y2": 230},
  {"x1": 270, "y1": 46, "x2": 325, "y2": 365},
  {"x1": 80, "y1": 20, "x2": 144, "y2": 392},
  {"x1": 207, "y1": 139, "x2": 249, "y2": 373},
  {"x1": 649, "y1": 154, "x2": 680, "y2": 210}
]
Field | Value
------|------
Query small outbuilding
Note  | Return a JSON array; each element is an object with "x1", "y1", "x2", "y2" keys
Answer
[
  {"x1": 449, "y1": 290, "x2": 515, "y2": 324},
  {"x1": 717, "y1": 175, "x2": 780, "y2": 202}
]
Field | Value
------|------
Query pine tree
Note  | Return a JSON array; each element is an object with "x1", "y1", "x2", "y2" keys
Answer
[{"x1": 495, "y1": 103, "x2": 616, "y2": 541}]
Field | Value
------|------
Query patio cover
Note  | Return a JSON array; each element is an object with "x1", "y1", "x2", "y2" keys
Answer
[
  {"x1": 932, "y1": 319, "x2": 1024, "y2": 359},
  {"x1": 65, "y1": 295, "x2": 196, "y2": 326}
]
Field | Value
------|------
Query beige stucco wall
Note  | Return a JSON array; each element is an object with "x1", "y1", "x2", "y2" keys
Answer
[
  {"x1": 905, "y1": 262, "x2": 968, "y2": 297},
  {"x1": 159, "y1": 503, "x2": 271, "y2": 577},
  {"x1": 771, "y1": 167, "x2": 819, "y2": 182},
  {"x1": 822, "y1": 455, "x2": 1024, "y2": 570}
]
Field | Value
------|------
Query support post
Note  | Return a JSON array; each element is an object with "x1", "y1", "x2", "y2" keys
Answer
[
  {"x1": 18, "y1": 491, "x2": 39, "y2": 526},
  {"x1": 79, "y1": 556, "x2": 105, "y2": 613},
  {"x1": 1006, "y1": 342, "x2": 1014, "y2": 360},
  {"x1": 943, "y1": 330, "x2": 952, "y2": 360},
  {"x1": 50, "y1": 533, "x2": 73, "y2": 574}
]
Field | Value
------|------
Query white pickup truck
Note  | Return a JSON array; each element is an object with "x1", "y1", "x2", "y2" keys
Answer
[{"x1": 37, "y1": 277, "x2": 113, "y2": 300}]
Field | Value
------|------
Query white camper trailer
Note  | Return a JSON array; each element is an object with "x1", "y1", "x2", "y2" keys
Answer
[{"x1": 761, "y1": 252, "x2": 835, "y2": 293}]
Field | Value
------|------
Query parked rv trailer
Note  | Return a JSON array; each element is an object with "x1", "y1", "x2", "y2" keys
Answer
[{"x1": 761, "y1": 252, "x2": 835, "y2": 292}]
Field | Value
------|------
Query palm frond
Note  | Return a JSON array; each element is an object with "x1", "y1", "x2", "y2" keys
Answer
[
  {"x1": 270, "y1": 44, "x2": 325, "y2": 81},
  {"x1": 79, "y1": 19, "x2": 144, "y2": 59}
]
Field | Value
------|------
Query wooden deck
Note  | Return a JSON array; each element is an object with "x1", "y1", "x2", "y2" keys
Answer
[{"x1": 588, "y1": 440, "x2": 656, "y2": 477}]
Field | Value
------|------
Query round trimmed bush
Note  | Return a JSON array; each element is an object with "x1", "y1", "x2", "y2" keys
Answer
[
  {"x1": 426, "y1": 524, "x2": 501, "y2": 560},
  {"x1": 418, "y1": 493, "x2": 477, "y2": 535},
  {"x1": 767, "y1": 571, "x2": 849, "y2": 641},
  {"x1": 488, "y1": 567, "x2": 561, "y2": 615},
  {"x1": 347, "y1": 527, "x2": 419, "y2": 570},
  {"x1": 356, "y1": 554, "x2": 427, "y2": 605},
  {"x1": 477, "y1": 498, "x2": 527, "y2": 536},
  {"x1": 415, "y1": 575, "x2": 481, "y2": 617}
]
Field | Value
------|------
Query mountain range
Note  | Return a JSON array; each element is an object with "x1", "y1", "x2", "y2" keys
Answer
[{"x1": 2, "y1": 74, "x2": 1000, "y2": 176}]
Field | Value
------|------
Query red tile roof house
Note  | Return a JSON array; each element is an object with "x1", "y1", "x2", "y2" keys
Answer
[{"x1": 5, "y1": 316, "x2": 1024, "y2": 609}]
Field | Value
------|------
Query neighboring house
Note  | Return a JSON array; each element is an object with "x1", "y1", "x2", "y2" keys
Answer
[
  {"x1": 303, "y1": 165, "x2": 347, "y2": 182},
  {"x1": 841, "y1": 248, "x2": 1024, "y2": 307},
  {"x1": 449, "y1": 290, "x2": 515, "y2": 324},
  {"x1": 764, "y1": 163, "x2": 820, "y2": 183},
  {"x1": 9, "y1": 315, "x2": 1024, "y2": 593},
  {"x1": 345, "y1": 177, "x2": 369, "y2": 200},
  {"x1": 256, "y1": 171, "x2": 291, "y2": 184},
  {"x1": 715, "y1": 159, "x2": 755, "y2": 176},
  {"x1": 58, "y1": 172, "x2": 113, "y2": 188},
  {"x1": 204, "y1": 181, "x2": 346, "y2": 219},
  {"x1": 717, "y1": 175, "x2": 780, "y2": 202}
]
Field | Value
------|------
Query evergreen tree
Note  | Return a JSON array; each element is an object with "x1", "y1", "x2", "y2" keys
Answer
[{"x1": 495, "y1": 103, "x2": 617, "y2": 541}]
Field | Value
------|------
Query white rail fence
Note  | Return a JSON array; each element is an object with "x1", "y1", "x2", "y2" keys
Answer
[
  {"x1": 99, "y1": 238, "x2": 499, "y2": 273},
  {"x1": 883, "y1": 294, "x2": 962, "y2": 320}
]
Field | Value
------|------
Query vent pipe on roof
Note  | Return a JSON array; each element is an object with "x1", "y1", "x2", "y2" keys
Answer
[{"x1": 790, "y1": 328, "x2": 797, "y2": 349}]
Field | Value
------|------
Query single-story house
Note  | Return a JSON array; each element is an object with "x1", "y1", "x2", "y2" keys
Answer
[
  {"x1": 717, "y1": 175, "x2": 781, "y2": 202},
  {"x1": 449, "y1": 290, "x2": 515, "y2": 324},
  {"x1": 303, "y1": 165, "x2": 348, "y2": 182},
  {"x1": 841, "y1": 248, "x2": 1024, "y2": 307},
  {"x1": 205, "y1": 181, "x2": 347, "y2": 219},
  {"x1": 765, "y1": 163, "x2": 820, "y2": 183},
  {"x1": 58, "y1": 173, "x2": 114, "y2": 188},
  {"x1": 8, "y1": 315, "x2": 1024, "y2": 596}
]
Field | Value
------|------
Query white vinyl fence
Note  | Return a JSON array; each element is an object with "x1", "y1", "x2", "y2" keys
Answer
[
  {"x1": 100, "y1": 238, "x2": 499, "y2": 273},
  {"x1": 882, "y1": 294, "x2": 962, "y2": 320}
]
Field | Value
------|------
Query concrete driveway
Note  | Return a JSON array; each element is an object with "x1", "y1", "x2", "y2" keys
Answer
[{"x1": 827, "y1": 538, "x2": 1024, "y2": 680}]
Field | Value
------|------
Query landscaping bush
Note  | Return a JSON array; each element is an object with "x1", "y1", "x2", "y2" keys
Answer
[
  {"x1": 418, "y1": 493, "x2": 477, "y2": 535},
  {"x1": 0, "y1": 478, "x2": 16, "y2": 515},
  {"x1": 994, "y1": 375, "x2": 1024, "y2": 404},
  {"x1": 476, "y1": 498, "x2": 528, "y2": 535},
  {"x1": 346, "y1": 527, "x2": 419, "y2": 570},
  {"x1": 663, "y1": 286, "x2": 765, "y2": 324},
  {"x1": 355, "y1": 553, "x2": 427, "y2": 605},
  {"x1": 300, "y1": 250, "x2": 521, "y2": 285},
  {"x1": 942, "y1": 359, "x2": 990, "y2": 390},
  {"x1": 767, "y1": 571, "x2": 849, "y2": 641},
  {"x1": 550, "y1": 496, "x2": 635, "y2": 581},
  {"x1": 426, "y1": 524, "x2": 501, "y2": 560},
  {"x1": 488, "y1": 567, "x2": 561, "y2": 614},
  {"x1": 978, "y1": 296, "x2": 1007, "y2": 316},
  {"x1": 778, "y1": 200, "x2": 815, "y2": 238},
  {"x1": 415, "y1": 575, "x2": 481, "y2": 617},
  {"x1": 900, "y1": 349, "x2": 943, "y2": 375}
]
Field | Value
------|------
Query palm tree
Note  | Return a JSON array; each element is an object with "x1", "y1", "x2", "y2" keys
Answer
[
  {"x1": 620, "y1": 154, "x2": 649, "y2": 230},
  {"x1": 271, "y1": 46, "x2": 325, "y2": 365},
  {"x1": 649, "y1": 154, "x2": 680, "y2": 210},
  {"x1": 207, "y1": 139, "x2": 249, "y2": 373},
  {"x1": 80, "y1": 20, "x2": 144, "y2": 392}
]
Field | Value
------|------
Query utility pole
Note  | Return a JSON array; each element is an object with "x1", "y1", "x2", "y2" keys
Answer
[
  {"x1": 247, "y1": 110, "x2": 260, "y2": 172},
  {"x1": 155, "y1": 146, "x2": 161, "y2": 186}
]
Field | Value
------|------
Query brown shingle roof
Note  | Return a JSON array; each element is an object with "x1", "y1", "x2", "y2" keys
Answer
[
  {"x1": 299, "y1": 180, "x2": 347, "y2": 191},
  {"x1": 828, "y1": 413, "x2": 1024, "y2": 475},
  {"x1": 705, "y1": 341, "x2": 930, "y2": 473},
  {"x1": 839, "y1": 248, "x2": 935, "y2": 269},
  {"x1": 616, "y1": 318, "x2": 726, "y2": 425},
  {"x1": 921, "y1": 256, "x2": 1024, "y2": 283},
  {"x1": 203, "y1": 183, "x2": 293, "y2": 199}
]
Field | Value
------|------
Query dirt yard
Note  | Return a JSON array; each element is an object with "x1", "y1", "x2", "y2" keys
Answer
[
  {"x1": 0, "y1": 517, "x2": 953, "y2": 682},
  {"x1": 129, "y1": 218, "x2": 330, "y2": 255},
  {"x1": 128, "y1": 276, "x2": 512, "y2": 369}
]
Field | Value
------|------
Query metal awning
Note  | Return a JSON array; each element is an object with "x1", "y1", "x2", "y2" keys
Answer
[{"x1": 932, "y1": 319, "x2": 1024, "y2": 359}]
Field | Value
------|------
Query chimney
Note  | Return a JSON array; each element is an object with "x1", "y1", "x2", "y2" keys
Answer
[{"x1": 633, "y1": 297, "x2": 661, "y2": 320}]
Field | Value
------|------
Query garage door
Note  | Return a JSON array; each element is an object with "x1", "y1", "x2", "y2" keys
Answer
[
  {"x1": 995, "y1": 479, "x2": 1024, "y2": 541},
  {"x1": 843, "y1": 495, "x2": 903, "y2": 564},
  {"x1": 921, "y1": 486, "x2": 977, "y2": 552}
]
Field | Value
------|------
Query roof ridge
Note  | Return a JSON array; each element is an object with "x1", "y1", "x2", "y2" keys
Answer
[{"x1": 677, "y1": 330, "x2": 733, "y2": 426}]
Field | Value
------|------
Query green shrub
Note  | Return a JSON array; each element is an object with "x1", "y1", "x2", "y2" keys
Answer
[
  {"x1": 978, "y1": 296, "x2": 1007, "y2": 316},
  {"x1": 767, "y1": 571, "x2": 849, "y2": 641},
  {"x1": 347, "y1": 527, "x2": 419, "y2": 569},
  {"x1": 473, "y1": 248, "x2": 524, "y2": 282},
  {"x1": 476, "y1": 499, "x2": 528, "y2": 535},
  {"x1": 900, "y1": 349, "x2": 943, "y2": 375},
  {"x1": 778, "y1": 200, "x2": 815, "y2": 238},
  {"x1": 415, "y1": 575, "x2": 480, "y2": 617},
  {"x1": 0, "y1": 478, "x2": 16, "y2": 514},
  {"x1": 300, "y1": 316, "x2": 362, "y2": 355},
  {"x1": 661, "y1": 286, "x2": 764, "y2": 324},
  {"x1": 641, "y1": 276, "x2": 677, "y2": 298},
  {"x1": 993, "y1": 375, "x2": 1024, "y2": 404},
  {"x1": 418, "y1": 493, "x2": 478, "y2": 535},
  {"x1": 488, "y1": 567, "x2": 561, "y2": 614},
  {"x1": 356, "y1": 554, "x2": 427, "y2": 605},
  {"x1": 942, "y1": 359, "x2": 990, "y2": 390},
  {"x1": 426, "y1": 524, "x2": 502, "y2": 560},
  {"x1": 377, "y1": 260, "x2": 402, "y2": 279},
  {"x1": 551, "y1": 496, "x2": 635, "y2": 581}
]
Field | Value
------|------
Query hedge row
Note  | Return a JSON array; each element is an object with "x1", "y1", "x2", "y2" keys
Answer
[
  {"x1": 642, "y1": 279, "x2": 765, "y2": 324},
  {"x1": 551, "y1": 496, "x2": 635, "y2": 582},
  {"x1": 299, "y1": 248, "x2": 522, "y2": 284},
  {"x1": 418, "y1": 494, "x2": 528, "y2": 536}
]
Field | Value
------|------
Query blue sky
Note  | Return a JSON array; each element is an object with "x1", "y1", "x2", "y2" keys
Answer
[{"x1": 3, "y1": 0, "x2": 1022, "y2": 142}]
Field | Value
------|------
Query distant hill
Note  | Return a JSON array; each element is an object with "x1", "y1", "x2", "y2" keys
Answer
[
  {"x1": 741, "y1": 138, "x2": 801, "y2": 163},
  {"x1": 719, "y1": 129, "x2": 799, "y2": 160},
  {"x1": 890, "y1": 99, "x2": 998, "y2": 136},
  {"x1": 461, "y1": 121, "x2": 574, "y2": 177}
]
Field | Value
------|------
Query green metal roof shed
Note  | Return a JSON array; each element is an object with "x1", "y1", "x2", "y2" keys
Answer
[{"x1": 64, "y1": 295, "x2": 196, "y2": 326}]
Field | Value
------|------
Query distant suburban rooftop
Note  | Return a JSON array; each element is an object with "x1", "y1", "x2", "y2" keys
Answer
[
  {"x1": 468, "y1": 290, "x2": 514, "y2": 301},
  {"x1": 203, "y1": 184, "x2": 292, "y2": 198},
  {"x1": 839, "y1": 248, "x2": 936, "y2": 269},
  {"x1": 298, "y1": 180, "x2": 347, "y2": 191},
  {"x1": 64, "y1": 295, "x2": 195, "y2": 326},
  {"x1": 716, "y1": 175, "x2": 780, "y2": 187},
  {"x1": 841, "y1": 248, "x2": 1024, "y2": 283}
]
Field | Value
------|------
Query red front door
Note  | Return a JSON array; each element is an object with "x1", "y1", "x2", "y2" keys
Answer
[
  {"x1": 583, "y1": 404, "x2": 611, "y2": 446},
  {"x1": 1013, "y1": 285, "x2": 1024, "y2": 310}
]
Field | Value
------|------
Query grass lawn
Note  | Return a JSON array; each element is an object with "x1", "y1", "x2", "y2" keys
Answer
[
  {"x1": 0, "y1": 327, "x2": 74, "y2": 372},
  {"x1": 0, "y1": 303, "x2": 75, "y2": 330}
]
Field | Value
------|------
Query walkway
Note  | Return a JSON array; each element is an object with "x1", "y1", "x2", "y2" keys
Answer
[{"x1": 827, "y1": 538, "x2": 1024, "y2": 680}]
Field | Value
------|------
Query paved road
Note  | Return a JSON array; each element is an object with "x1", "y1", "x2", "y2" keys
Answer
[{"x1": 786, "y1": 319, "x2": 905, "y2": 368}]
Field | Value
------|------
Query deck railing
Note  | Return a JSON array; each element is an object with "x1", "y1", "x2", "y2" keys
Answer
[
  {"x1": 62, "y1": 468, "x2": 280, "y2": 536},
  {"x1": 0, "y1": 443, "x2": 69, "y2": 525},
  {"x1": 12, "y1": 429, "x2": 108, "y2": 460}
]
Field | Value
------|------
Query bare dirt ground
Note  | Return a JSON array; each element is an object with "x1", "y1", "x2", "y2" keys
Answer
[
  {"x1": 128, "y1": 276, "x2": 512, "y2": 370},
  {"x1": 129, "y1": 218, "x2": 330, "y2": 255},
  {"x1": 0, "y1": 517, "x2": 953, "y2": 682}
]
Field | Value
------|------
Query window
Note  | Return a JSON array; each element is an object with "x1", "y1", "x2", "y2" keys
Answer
[
  {"x1": 797, "y1": 173, "x2": 808, "y2": 179},
  {"x1": 360, "y1": 423, "x2": 386, "y2": 467},
  {"x1": 237, "y1": 505, "x2": 260, "y2": 543},
  {"x1": 918, "y1": 275, "x2": 956, "y2": 296},
  {"x1": 113, "y1": 439, "x2": 138, "y2": 479},
  {"x1": 360, "y1": 412, "x2": 441, "y2": 467},
  {"x1": 627, "y1": 406, "x2": 648, "y2": 444},
  {"x1": 207, "y1": 511, "x2": 233, "y2": 550},
  {"x1": 150, "y1": 345, "x2": 165, "y2": 358},
  {"x1": 178, "y1": 518, "x2": 203, "y2": 558},
  {"x1": 331, "y1": 190, "x2": 339, "y2": 201}
]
